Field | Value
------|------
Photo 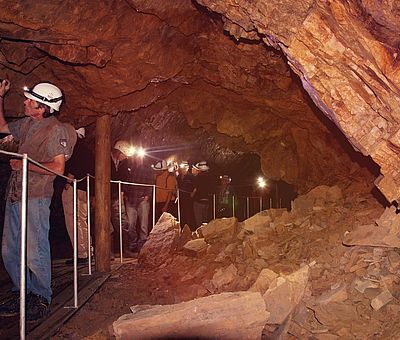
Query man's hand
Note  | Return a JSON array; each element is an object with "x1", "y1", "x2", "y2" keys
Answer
[
  {"x1": 64, "y1": 173, "x2": 74, "y2": 190},
  {"x1": 9, "y1": 154, "x2": 65, "y2": 175},
  {"x1": 0, "y1": 79, "x2": 10, "y2": 97},
  {"x1": 0, "y1": 79, "x2": 11, "y2": 134}
]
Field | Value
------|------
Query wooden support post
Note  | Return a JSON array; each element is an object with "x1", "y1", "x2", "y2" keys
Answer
[{"x1": 95, "y1": 114, "x2": 111, "y2": 272}]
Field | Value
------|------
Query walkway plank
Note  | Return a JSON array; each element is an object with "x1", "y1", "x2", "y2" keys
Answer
[
  {"x1": 0, "y1": 261, "x2": 124, "y2": 339},
  {"x1": 28, "y1": 271, "x2": 112, "y2": 339}
]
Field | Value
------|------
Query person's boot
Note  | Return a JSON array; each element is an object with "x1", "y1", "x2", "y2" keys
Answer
[
  {"x1": 110, "y1": 238, "x2": 115, "y2": 260},
  {"x1": 65, "y1": 257, "x2": 89, "y2": 266},
  {"x1": 0, "y1": 292, "x2": 20, "y2": 317},
  {"x1": 26, "y1": 294, "x2": 50, "y2": 323},
  {"x1": 0, "y1": 292, "x2": 34, "y2": 317}
]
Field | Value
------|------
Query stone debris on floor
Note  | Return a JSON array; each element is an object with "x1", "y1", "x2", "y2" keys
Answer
[{"x1": 57, "y1": 184, "x2": 400, "y2": 339}]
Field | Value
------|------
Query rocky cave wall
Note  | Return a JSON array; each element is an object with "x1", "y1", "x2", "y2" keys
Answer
[
  {"x1": 0, "y1": 0, "x2": 391, "y2": 196},
  {"x1": 196, "y1": 0, "x2": 400, "y2": 201}
]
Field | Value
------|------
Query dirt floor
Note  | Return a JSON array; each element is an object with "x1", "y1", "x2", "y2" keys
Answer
[{"x1": 52, "y1": 261, "x2": 191, "y2": 339}]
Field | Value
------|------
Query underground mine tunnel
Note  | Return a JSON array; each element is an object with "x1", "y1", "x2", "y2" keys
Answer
[{"x1": 0, "y1": 0, "x2": 400, "y2": 339}]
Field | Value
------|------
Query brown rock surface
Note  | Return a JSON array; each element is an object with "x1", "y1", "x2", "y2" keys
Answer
[
  {"x1": 201, "y1": 217, "x2": 237, "y2": 244},
  {"x1": 343, "y1": 206, "x2": 400, "y2": 248},
  {"x1": 138, "y1": 213, "x2": 179, "y2": 267},
  {"x1": 113, "y1": 291, "x2": 269, "y2": 340},
  {"x1": 183, "y1": 238, "x2": 208, "y2": 257},
  {"x1": 249, "y1": 268, "x2": 279, "y2": 295},
  {"x1": 196, "y1": 0, "x2": 400, "y2": 200},
  {"x1": 0, "y1": 0, "x2": 384, "y2": 196},
  {"x1": 263, "y1": 265, "x2": 310, "y2": 324}
]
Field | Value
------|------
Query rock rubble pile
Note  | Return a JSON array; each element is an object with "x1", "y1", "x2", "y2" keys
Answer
[{"x1": 114, "y1": 185, "x2": 400, "y2": 339}]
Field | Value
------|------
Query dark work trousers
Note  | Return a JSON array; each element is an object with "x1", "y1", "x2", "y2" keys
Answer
[
  {"x1": 179, "y1": 194, "x2": 196, "y2": 231},
  {"x1": 155, "y1": 201, "x2": 177, "y2": 223},
  {"x1": 193, "y1": 199, "x2": 210, "y2": 228}
]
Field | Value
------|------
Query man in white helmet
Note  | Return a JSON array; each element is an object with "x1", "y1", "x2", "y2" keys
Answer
[
  {"x1": 216, "y1": 175, "x2": 235, "y2": 218},
  {"x1": 0, "y1": 80, "x2": 76, "y2": 322},
  {"x1": 62, "y1": 127, "x2": 94, "y2": 265},
  {"x1": 124, "y1": 154, "x2": 153, "y2": 253},
  {"x1": 176, "y1": 161, "x2": 196, "y2": 230},
  {"x1": 192, "y1": 161, "x2": 213, "y2": 227},
  {"x1": 110, "y1": 140, "x2": 131, "y2": 255},
  {"x1": 153, "y1": 160, "x2": 178, "y2": 221}
]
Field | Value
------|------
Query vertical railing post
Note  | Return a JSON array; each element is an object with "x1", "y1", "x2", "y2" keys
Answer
[
  {"x1": 86, "y1": 174, "x2": 92, "y2": 275},
  {"x1": 152, "y1": 185, "x2": 156, "y2": 226},
  {"x1": 270, "y1": 198, "x2": 272, "y2": 209},
  {"x1": 213, "y1": 194, "x2": 216, "y2": 220},
  {"x1": 73, "y1": 179, "x2": 78, "y2": 308},
  {"x1": 19, "y1": 154, "x2": 28, "y2": 340},
  {"x1": 246, "y1": 197, "x2": 249, "y2": 219},
  {"x1": 118, "y1": 181, "x2": 123, "y2": 263},
  {"x1": 259, "y1": 197, "x2": 262, "y2": 212},
  {"x1": 177, "y1": 189, "x2": 181, "y2": 223},
  {"x1": 232, "y1": 196, "x2": 235, "y2": 217}
]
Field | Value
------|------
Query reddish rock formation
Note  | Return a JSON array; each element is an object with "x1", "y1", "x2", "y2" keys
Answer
[
  {"x1": 1, "y1": 0, "x2": 395, "y2": 197},
  {"x1": 196, "y1": 0, "x2": 400, "y2": 200}
]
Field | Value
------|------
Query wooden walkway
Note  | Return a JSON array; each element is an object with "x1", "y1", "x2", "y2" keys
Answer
[{"x1": 0, "y1": 259, "x2": 129, "y2": 339}]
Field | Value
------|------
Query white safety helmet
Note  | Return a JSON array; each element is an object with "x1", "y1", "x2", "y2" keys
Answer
[
  {"x1": 24, "y1": 82, "x2": 63, "y2": 113},
  {"x1": 168, "y1": 161, "x2": 178, "y2": 173},
  {"x1": 152, "y1": 159, "x2": 168, "y2": 171},
  {"x1": 193, "y1": 160, "x2": 210, "y2": 171},
  {"x1": 114, "y1": 140, "x2": 131, "y2": 156},
  {"x1": 179, "y1": 161, "x2": 189, "y2": 169}
]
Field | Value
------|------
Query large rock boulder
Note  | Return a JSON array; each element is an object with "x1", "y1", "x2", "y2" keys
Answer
[
  {"x1": 242, "y1": 210, "x2": 272, "y2": 233},
  {"x1": 113, "y1": 291, "x2": 269, "y2": 339},
  {"x1": 201, "y1": 217, "x2": 237, "y2": 244},
  {"x1": 263, "y1": 265, "x2": 310, "y2": 324},
  {"x1": 138, "y1": 213, "x2": 179, "y2": 267}
]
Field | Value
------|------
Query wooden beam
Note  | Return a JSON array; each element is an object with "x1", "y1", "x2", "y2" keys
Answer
[{"x1": 95, "y1": 114, "x2": 111, "y2": 272}]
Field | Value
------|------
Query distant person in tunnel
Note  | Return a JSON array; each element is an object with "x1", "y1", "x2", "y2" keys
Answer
[
  {"x1": 216, "y1": 175, "x2": 235, "y2": 218},
  {"x1": 62, "y1": 127, "x2": 94, "y2": 265},
  {"x1": 125, "y1": 155, "x2": 153, "y2": 253},
  {"x1": 0, "y1": 80, "x2": 76, "y2": 322},
  {"x1": 192, "y1": 161, "x2": 213, "y2": 227},
  {"x1": 110, "y1": 140, "x2": 131, "y2": 255},
  {"x1": 154, "y1": 160, "x2": 178, "y2": 221},
  {"x1": 177, "y1": 161, "x2": 196, "y2": 230}
]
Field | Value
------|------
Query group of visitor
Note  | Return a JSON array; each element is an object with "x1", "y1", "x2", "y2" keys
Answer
[{"x1": 0, "y1": 77, "x2": 237, "y2": 324}]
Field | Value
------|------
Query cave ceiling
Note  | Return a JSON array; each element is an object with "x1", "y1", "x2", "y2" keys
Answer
[{"x1": 1, "y1": 0, "x2": 398, "y2": 198}]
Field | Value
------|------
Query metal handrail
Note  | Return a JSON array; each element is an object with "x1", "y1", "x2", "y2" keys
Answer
[{"x1": 0, "y1": 149, "x2": 73, "y2": 340}]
